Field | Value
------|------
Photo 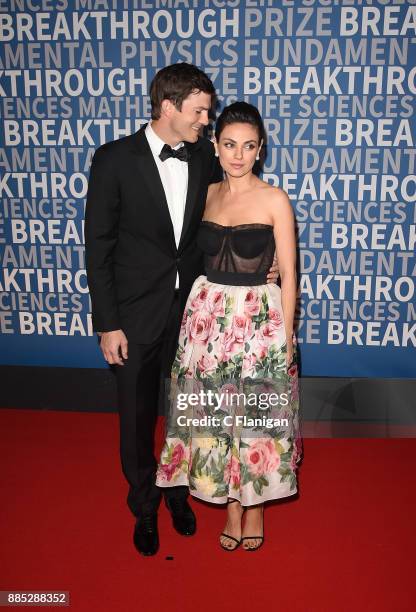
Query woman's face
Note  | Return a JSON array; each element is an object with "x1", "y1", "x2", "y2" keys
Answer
[{"x1": 215, "y1": 122, "x2": 262, "y2": 178}]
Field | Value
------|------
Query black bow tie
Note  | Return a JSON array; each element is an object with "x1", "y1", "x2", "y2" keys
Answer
[{"x1": 159, "y1": 144, "x2": 189, "y2": 162}]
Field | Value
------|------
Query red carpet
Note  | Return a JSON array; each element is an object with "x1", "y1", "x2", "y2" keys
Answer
[{"x1": 1, "y1": 409, "x2": 415, "y2": 612}]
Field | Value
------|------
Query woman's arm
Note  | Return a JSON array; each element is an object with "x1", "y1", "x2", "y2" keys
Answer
[{"x1": 270, "y1": 188, "x2": 297, "y2": 366}]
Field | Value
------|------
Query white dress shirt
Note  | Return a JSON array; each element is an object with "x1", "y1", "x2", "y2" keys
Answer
[{"x1": 145, "y1": 122, "x2": 188, "y2": 289}]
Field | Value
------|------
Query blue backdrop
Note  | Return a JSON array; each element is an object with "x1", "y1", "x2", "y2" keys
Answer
[{"x1": 1, "y1": 2, "x2": 415, "y2": 377}]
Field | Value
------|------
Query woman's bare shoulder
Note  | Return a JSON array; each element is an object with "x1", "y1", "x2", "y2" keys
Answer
[
  {"x1": 261, "y1": 185, "x2": 293, "y2": 220},
  {"x1": 261, "y1": 183, "x2": 289, "y2": 198}
]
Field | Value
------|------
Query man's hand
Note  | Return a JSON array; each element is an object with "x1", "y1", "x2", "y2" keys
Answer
[
  {"x1": 267, "y1": 254, "x2": 279, "y2": 283},
  {"x1": 99, "y1": 330, "x2": 128, "y2": 366}
]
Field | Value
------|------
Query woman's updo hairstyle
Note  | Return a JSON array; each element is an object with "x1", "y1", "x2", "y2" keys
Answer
[{"x1": 214, "y1": 101, "x2": 266, "y2": 145}]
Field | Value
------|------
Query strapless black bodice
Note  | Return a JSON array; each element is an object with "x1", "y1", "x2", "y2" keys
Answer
[{"x1": 197, "y1": 221, "x2": 275, "y2": 286}]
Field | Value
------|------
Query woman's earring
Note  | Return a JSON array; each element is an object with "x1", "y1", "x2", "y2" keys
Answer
[
  {"x1": 255, "y1": 153, "x2": 260, "y2": 160},
  {"x1": 215, "y1": 150, "x2": 219, "y2": 157}
]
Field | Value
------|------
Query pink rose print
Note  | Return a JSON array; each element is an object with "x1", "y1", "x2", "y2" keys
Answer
[
  {"x1": 179, "y1": 350, "x2": 187, "y2": 367},
  {"x1": 232, "y1": 315, "x2": 252, "y2": 345},
  {"x1": 207, "y1": 290, "x2": 225, "y2": 317},
  {"x1": 172, "y1": 443, "x2": 185, "y2": 464},
  {"x1": 290, "y1": 452, "x2": 297, "y2": 471},
  {"x1": 191, "y1": 287, "x2": 209, "y2": 310},
  {"x1": 290, "y1": 377, "x2": 299, "y2": 401},
  {"x1": 159, "y1": 443, "x2": 186, "y2": 482},
  {"x1": 197, "y1": 354, "x2": 216, "y2": 375},
  {"x1": 243, "y1": 353, "x2": 257, "y2": 377},
  {"x1": 288, "y1": 364, "x2": 297, "y2": 377},
  {"x1": 219, "y1": 328, "x2": 238, "y2": 362},
  {"x1": 180, "y1": 310, "x2": 187, "y2": 332},
  {"x1": 290, "y1": 436, "x2": 303, "y2": 470},
  {"x1": 224, "y1": 454, "x2": 241, "y2": 489},
  {"x1": 268, "y1": 309, "x2": 283, "y2": 331},
  {"x1": 158, "y1": 464, "x2": 176, "y2": 481},
  {"x1": 258, "y1": 318, "x2": 281, "y2": 349},
  {"x1": 244, "y1": 289, "x2": 261, "y2": 316},
  {"x1": 245, "y1": 439, "x2": 280, "y2": 477},
  {"x1": 186, "y1": 310, "x2": 216, "y2": 345},
  {"x1": 258, "y1": 345, "x2": 268, "y2": 360}
]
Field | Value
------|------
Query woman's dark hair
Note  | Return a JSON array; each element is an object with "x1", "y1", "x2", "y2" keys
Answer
[
  {"x1": 215, "y1": 102, "x2": 266, "y2": 144},
  {"x1": 150, "y1": 63, "x2": 216, "y2": 120}
]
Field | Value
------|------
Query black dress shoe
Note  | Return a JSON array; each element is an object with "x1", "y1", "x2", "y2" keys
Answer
[
  {"x1": 133, "y1": 514, "x2": 159, "y2": 556},
  {"x1": 165, "y1": 498, "x2": 196, "y2": 536}
]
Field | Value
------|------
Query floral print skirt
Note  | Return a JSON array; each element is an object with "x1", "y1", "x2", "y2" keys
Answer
[{"x1": 156, "y1": 275, "x2": 302, "y2": 506}]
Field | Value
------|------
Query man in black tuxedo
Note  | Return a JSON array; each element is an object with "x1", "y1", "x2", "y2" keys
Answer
[{"x1": 85, "y1": 64, "x2": 219, "y2": 556}]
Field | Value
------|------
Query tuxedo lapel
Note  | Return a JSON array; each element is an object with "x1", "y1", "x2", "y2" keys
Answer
[
  {"x1": 178, "y1": 141, "x2": 202, "y2": 251},
  {"x1": 130, "y1": 127, "x2": 176, "y2": 254}
]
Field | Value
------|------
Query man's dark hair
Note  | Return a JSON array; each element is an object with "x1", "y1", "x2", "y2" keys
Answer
[
  {"x1": 215, "y1": 101, "x2": 266, "y2": 144},
  {"x1": 150, "y1": 63, "x2": 216, "y2": 120}
]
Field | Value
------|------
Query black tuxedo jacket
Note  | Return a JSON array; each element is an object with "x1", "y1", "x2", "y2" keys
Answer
[{"x1": 84, "y1": 126, "x2": 220, "y2": 343}]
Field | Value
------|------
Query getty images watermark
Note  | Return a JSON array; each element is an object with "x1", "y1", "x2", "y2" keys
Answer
[
  {"x1": 162, "y1": 379, "x2": 298, "y2": 436},
  {"x1": 176, "y1": 389, "x2": 289, "y2": 428}
]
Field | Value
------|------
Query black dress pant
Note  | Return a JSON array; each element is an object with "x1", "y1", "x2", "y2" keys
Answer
[{"x1": 114, "y1": 291, "x2": 188, "y2": 517}]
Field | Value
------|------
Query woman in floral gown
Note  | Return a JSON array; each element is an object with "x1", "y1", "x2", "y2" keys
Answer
[{"x1": 156, "y1": 102, "x2": 302, "y2": 551}]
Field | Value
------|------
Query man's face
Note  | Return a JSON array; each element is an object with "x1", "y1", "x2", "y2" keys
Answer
[{"x1": 169, "y1": 90, "x2": 211, "y2": 143}]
